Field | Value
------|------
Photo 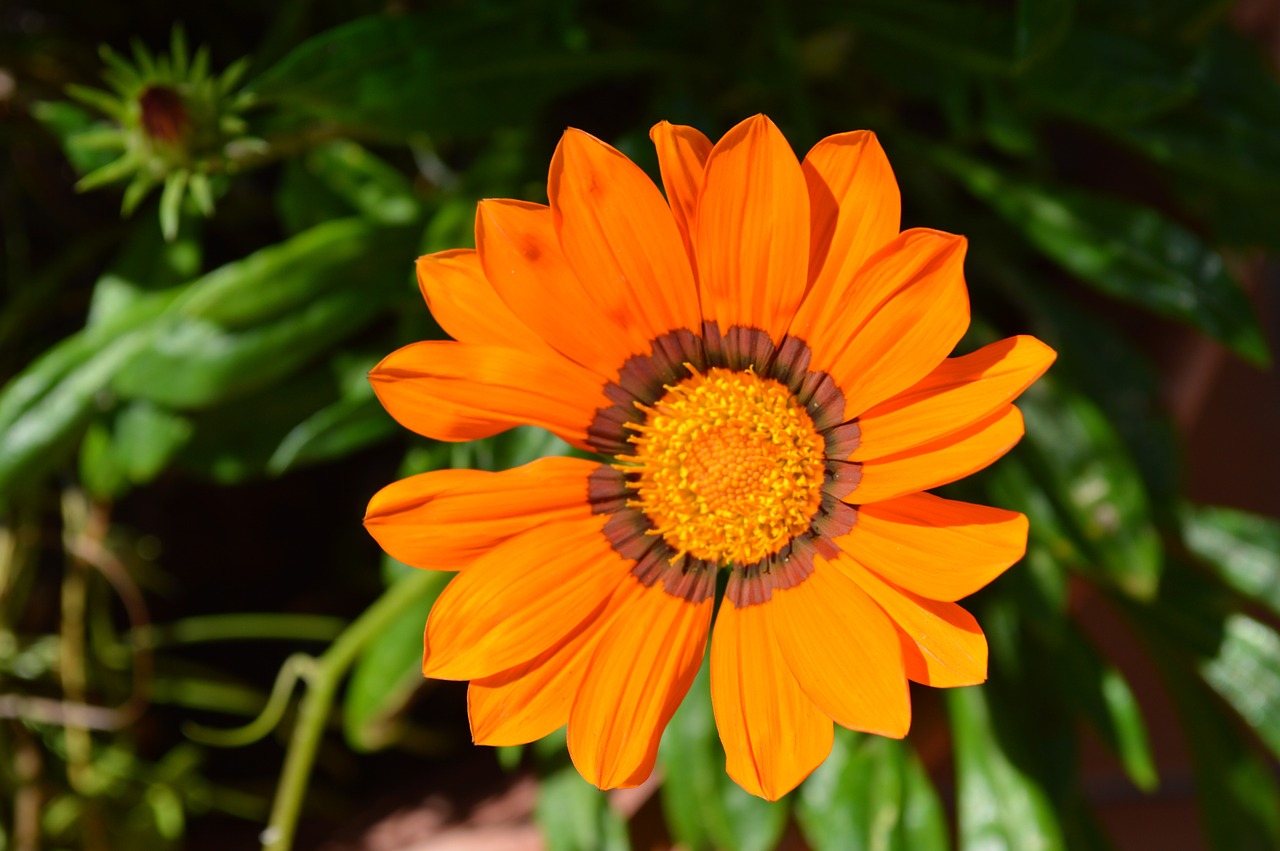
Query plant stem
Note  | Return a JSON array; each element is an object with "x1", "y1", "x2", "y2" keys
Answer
[{"x1": 260, "y1": 568, "x2": 441, "y2": 851}]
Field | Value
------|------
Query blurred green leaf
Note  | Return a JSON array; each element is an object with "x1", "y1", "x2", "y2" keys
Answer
[
  {"x1": 1181, "y1": 504, "x2": 1280, "y2": 617},
  {"x1": 949, "y1": 686, "x2": 1067, "y2": 851},
  {"x1": 933, "y1": 149, "x2": 1269, "y2": 365},
  {"x1": 303, "y1": 141, "x2": 423, "y2": 225},
  {"x1": 247, "y1": 12, "x2": 659, "y2": 140},
  {"x1": 344, "y1": 567, "x2": 450, "y2": 752},
  {"x1": 797, "y1": 730, "x2": 948, "y2": 851},
  {"x1": 843, "y1": 0, "x2": 1036, "y2": 76},
  {"x1": 170, "y1": 218, "x2": 402, "y2": 330},
  {"x1": 535, "y1": 766, "x2": 630, "y2": 851},
  {"x1": 32, "y1": 100, "x2": 121, "y2": 174},
  {"x1": 1200, "y1": 614, "x2": 1280, "y2": 762},
  {"x1": 1020, "y1": 28, "x2": 1201, "y2": 124},
  {"x1": 1116, "y1": 31, "x2": 1280, "y2": 196},
  {"x1": 1012, "y1": 381, "x2": 1162, "y2": 598},
  {"x1": 79, "y1": 400, "x2": 194, "y2": 500},
  {"x1": 1015, "y1": 0, "x2": 1075, "y2": 66},
  {"x1": 658, "y1": 660, "x2": 788, "y2": 851},
  {"x1": 87, "y1": 222, "x2": 203, "y2": 328},
  {"x1": 1053, "y1": 625, "x2": 1158, "y2": 791},
  {"x1": 1144, "y1": 634, "x2": 1280, "y2": 851}
]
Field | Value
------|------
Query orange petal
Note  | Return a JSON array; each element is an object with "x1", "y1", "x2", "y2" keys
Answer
[
  {"x1": 801, "y1": 130, "x2": 900, "y2": 296},
  {"x1": 422, "y1": 515, "x2": 630, "y2": 680},
  {"x1": 650, "y1": 121, "x2": 712, "y2": 269},
  {"x1": 853, "y1": 335, "x2": 1056, "y2": 460},
  {"x1": 475, "y1": 199, "x2": 635, "y2": 377},
  {"x1": 794, "y1": 228, "x2": 969, "y2": 416},
  {"x1": 368, "y1": 341, "x2": 608, "y2": 450},
  {"x1": 837, "y1": 492, "x2": 1028, "y2": 602},
  {"x1": 833, "y1": 554, "x2": 988, "y2": 687},
  {"x1": 468, "y1": 604, "x2": 613, "y2": 746},
  {"x1": 695, "y1": 115, "x2": 810, "y2": 342},
  {"x1": 415, "y1": 249, "x2": 551, "y2": 354},
  {"x1": 363, "y1": 457, "x2": 596, "y2": 571},
  {"x1": 770, "y1": 560, "x2": 911, "y2": 737},
  {"x1": 710, "y1": 598, "x2": 834, "y2": 800},
  {"x1": 548, "y1": 129, "x2": 701, "y2": 350},
  {"x1": 852, "y1": 405, "x2": 1025, "y2": 503},
  {"x1": 568, "y1": 578, "x2": 711, "y2": 789}
]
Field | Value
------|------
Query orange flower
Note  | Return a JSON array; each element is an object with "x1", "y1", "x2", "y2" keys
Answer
[{"x1": 365, "y1": 116, "x2": 1056, "y2": 800}]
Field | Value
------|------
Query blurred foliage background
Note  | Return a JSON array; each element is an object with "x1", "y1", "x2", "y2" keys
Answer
[{"x1": 2, "y1": 0, "x2": 1280, "y2": 849}]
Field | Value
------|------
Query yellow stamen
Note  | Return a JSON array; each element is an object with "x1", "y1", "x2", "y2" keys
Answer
[{"x1": 622, "y1": 367, "x2": 826, "y2": 565}]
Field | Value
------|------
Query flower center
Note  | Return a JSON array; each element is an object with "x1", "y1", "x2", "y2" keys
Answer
[{"x1": 625, "y1": 367, "x2": 827, "y2": 566}]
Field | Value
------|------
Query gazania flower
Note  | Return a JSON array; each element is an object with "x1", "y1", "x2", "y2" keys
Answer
[{"x1": 365, "y1": 115, "x2": 1055, "y2": 800}]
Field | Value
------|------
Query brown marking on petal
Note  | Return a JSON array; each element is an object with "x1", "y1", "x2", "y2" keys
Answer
[
  {"x1": 723, "y1": 325, "x2": 776, "y2": 372},
  {"x1": 824, "y1": 420, "x2": 861, "y2": 459},
  {"x1": 769, "y1": 335, "x2": 812, "y2": 395},
  {"x1": 588, "y1": 465, "x2": 631, "y2": 514},
  {"x1": 812, "y1": 491, "x2": 858, "y2": 541},
  {"x1": 804, "y1": 373, "x2": 845, "y2": 431},
  {"x1": 653, "y1": 327, "x2": 706, "y2": 375},
  {"x1": 726, "y1": 538, "x2": 817, "y2": 607},
  {"x1": 631, "y1": 548, "x2": 716, "y2": 602},
  {"x1": 701, "y1": 320, "x2": 727, "y2": 368},
  {"x1": 631, "y1": 542, "x2": 678, "y2": 586},
  {"x1": 823, "y1": 460, "x2": 862, "y2": 500},
  {"x1": 602, "y1": 507, "x2": 654, "y2": 560},
  {"x1": 587, "y1": 405, "x2": 636, "y2": 456}
]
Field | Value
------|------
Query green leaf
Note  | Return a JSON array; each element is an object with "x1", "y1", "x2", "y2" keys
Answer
[
  {"x1": 1012, "y1": 380, "x2": 1162, "y2": 598},
  {"x1": 1181, "y1": 504, "x2": 1280, "y2": 617},
  {"x1": 933, "y1": 150, "x2": 1269, "y2": 365},
  {"x1": 343, "y1": 567, "x2": 450, "y2": 752},
  {"x1": 535, "y1": 766, "x2": 630, "y2": 851},
  {"x1": 1020, "y1": 28, "x2": 1201, "y2": 124},
  {"x1": 658, "y1": 660, "x2": 788, "y2": 851},
  {"x1": 797, "y1": 730, "x2": 948, "y2": 851},
  {"x1": 949, "y1": 686, "x2": 1066, "y2": 851},
  {"x1": 302, "y1": 141, "x2": 422, "y2": 225},
  {"x1": 1141, "y1": 629, "x2": 1280, "y2": 851},
  {"x1": 87, "y1": 219, "x2": 201, "y2": 328},
  {"x1": 1053, "y1": 625, "x2": 1158, "y2": 791},
  {"x1": 159, "y1": 170, "x2": 189, "y2": 242},
  {"x1": 1200, "y1": 614, "x2": 1280, "y2": 762},
  {"x1": 246, "y1": 12, "x2": 659, "y2": 140},
  {"x1": 32, "y1": 100, "x2": 121, "y2": 174},
  {"x1": 1115, "y1": 31, "x2": 1280, "y2": 196},
  {"x1": 170, "y1": 218, "x2": 399, "y2": 329},
  {"x1": 112, "y1": 287, "x2": 384, "y2": 410},
  {"x1": 0, "y1": 321, "x2": 159, "y2": 498},
  {"x1": 1014, "y1": 0, "x2": 1074, "y2": 67}
]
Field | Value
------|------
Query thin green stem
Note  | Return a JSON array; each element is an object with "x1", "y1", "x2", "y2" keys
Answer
[{"x1": 260, "y1": 568, "x2": 440, "y2": 851}]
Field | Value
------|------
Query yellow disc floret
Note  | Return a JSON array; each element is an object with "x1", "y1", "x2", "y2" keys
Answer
[{"x1": 624, "y1": 367, "x2": 827, "y2": 565}]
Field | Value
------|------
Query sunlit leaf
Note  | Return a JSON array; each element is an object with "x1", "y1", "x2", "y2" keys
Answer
[
  {"x1": 797, "y1": 730, "x2": 948, "y2": 851},
  {"x1": 1182, "y1": 504, "x2": 1280, "y2": 617}
]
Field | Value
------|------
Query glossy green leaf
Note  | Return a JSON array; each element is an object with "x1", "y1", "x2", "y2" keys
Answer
[
  {"x1": 535, "y1": 766, "x2": 630, "y2": 851},
  {"x1": 949, "y1": 686, "x2": 1066, "y2": 851},
  {"x1": 658, "y1": 660, "x2": 788, "y2": 851},
  {"x1": 247, "y1": 12, "x2": 658, "y2": 140},
  {"x1": 1200, "y1": 614, "x2": 1280, "y2": 762},
  {"x1": 797, "y1": 730, "x2": 948, "y2": 851},
  {"x1": 1014, "y1": 380, "x2": 1162, "y2": 598},
  {"x1": 343, "y1": 566, "x2": 450, "y2": 752},
  {"x1": 1181, "y1": 504, "x2": 1280, "y2": 617},
  {"x1": 934, "y1": 150, "x2": 1269, "y2": 365}
]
